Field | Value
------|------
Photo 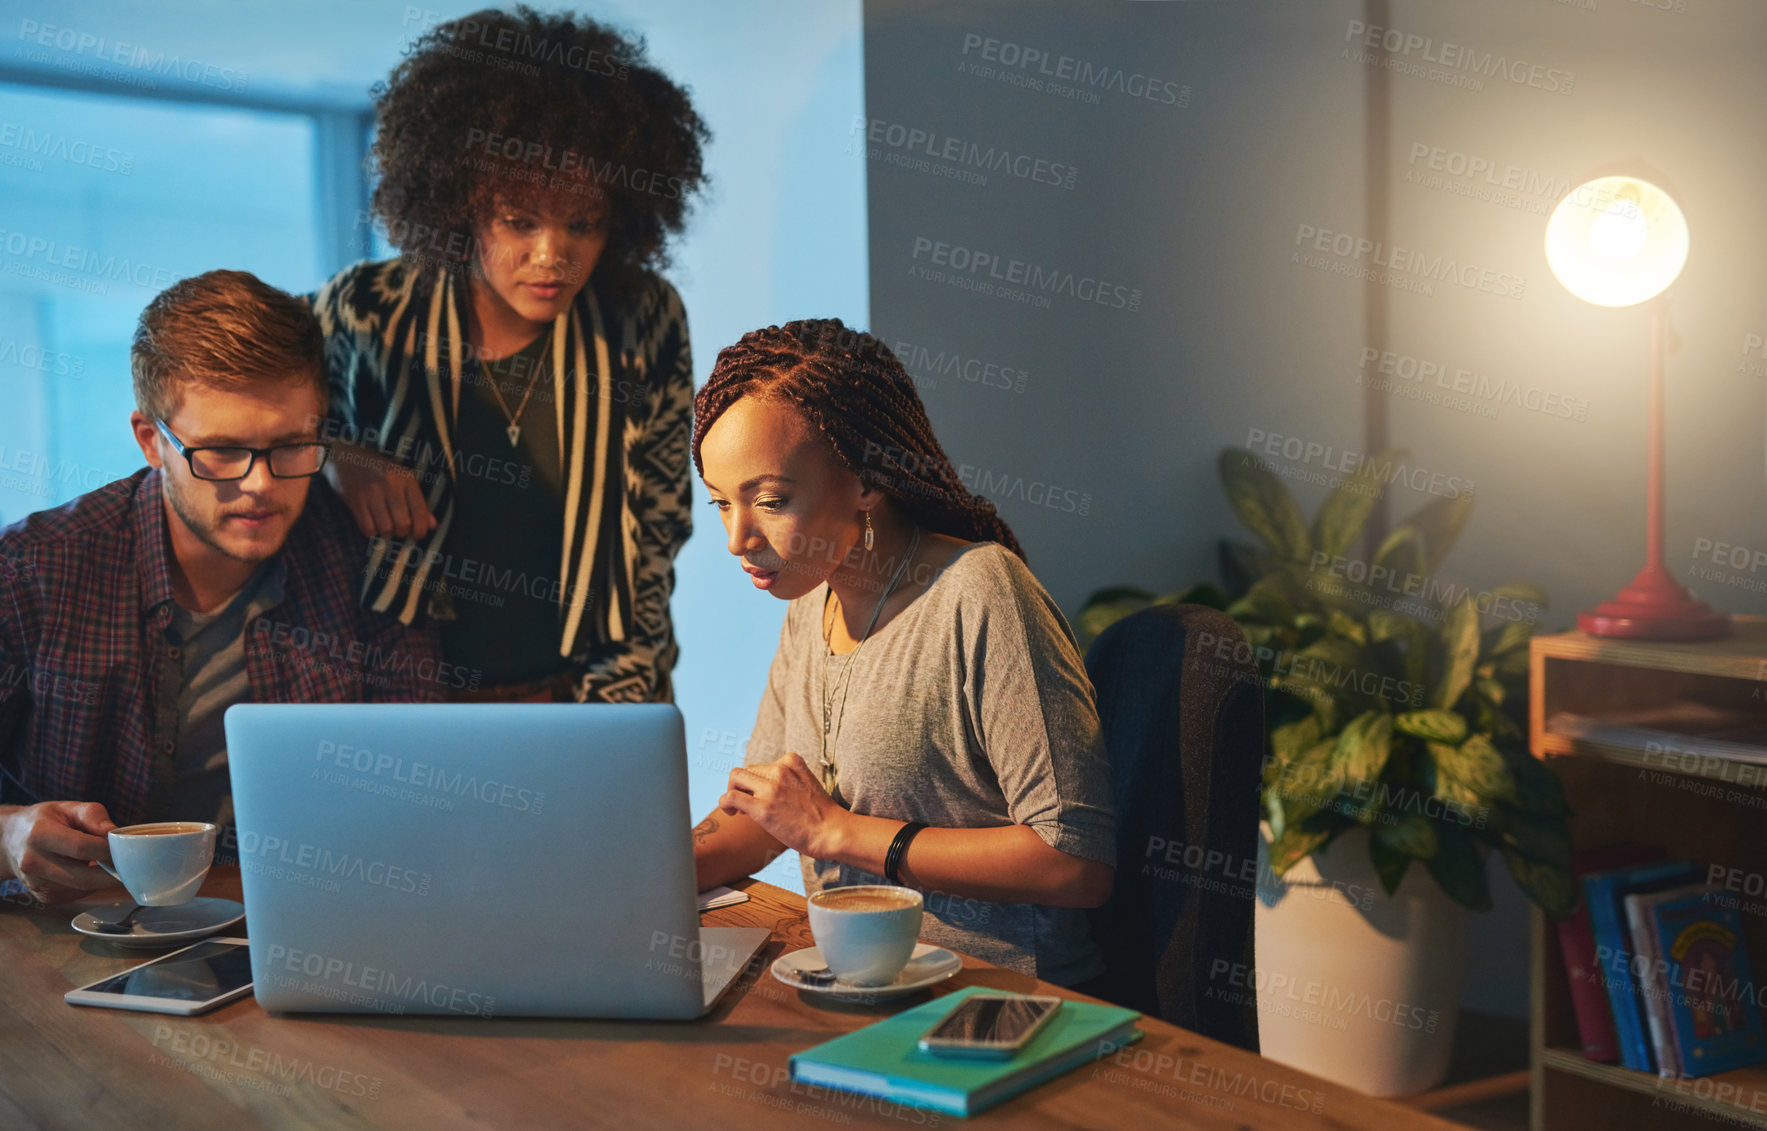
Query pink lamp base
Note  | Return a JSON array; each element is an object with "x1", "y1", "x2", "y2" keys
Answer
[{"x1": 1578, "y1": 565, "x2": 1730, "y2": 640}]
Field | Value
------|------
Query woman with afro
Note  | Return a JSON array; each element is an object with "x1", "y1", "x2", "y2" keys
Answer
[{"x1": 312, "y1": 7, "x2": 707, "y2": 703}]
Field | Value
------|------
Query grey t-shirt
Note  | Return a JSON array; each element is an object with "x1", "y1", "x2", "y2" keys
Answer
[
  {"x1": 745, "y1": 541, "x2": 1117, "y2": 986},
  {"x1": 162, "y1": 563, "x2": 280, "y2": 826}
]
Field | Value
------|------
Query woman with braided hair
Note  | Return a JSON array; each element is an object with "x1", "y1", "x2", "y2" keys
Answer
[{"x1": 689, "y1": 319, "x2": 1117, "y2": 986}]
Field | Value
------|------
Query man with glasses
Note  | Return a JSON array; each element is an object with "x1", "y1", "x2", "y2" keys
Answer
[{"x1": 0, "y1": 270, "x2": 444, "y2": 904}]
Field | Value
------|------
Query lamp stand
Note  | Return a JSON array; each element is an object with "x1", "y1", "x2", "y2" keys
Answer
[{"x1": 1578, "y1": 301, "x2": 1729, "y2": 639}]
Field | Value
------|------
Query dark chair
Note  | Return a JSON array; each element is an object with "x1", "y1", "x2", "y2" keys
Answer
[{"x1": 1082, "y1": 603, "x2": 1264, "y2": 1053}]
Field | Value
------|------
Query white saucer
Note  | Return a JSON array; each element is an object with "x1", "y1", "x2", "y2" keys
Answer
[
  {"x1": 72, "y1": 898, "x2": 245, "y2": 948},
  {"x1": 772, "y1": 943, "x2": 962, "y2": 1001}
]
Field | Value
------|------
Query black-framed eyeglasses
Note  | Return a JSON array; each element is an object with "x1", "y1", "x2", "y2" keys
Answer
[{"x1": 155, "y1": 419, "x2": 331, "y2": 481}]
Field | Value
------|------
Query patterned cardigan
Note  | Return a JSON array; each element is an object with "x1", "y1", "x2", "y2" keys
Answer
[{"x1": 309, "y1": 258, "x2": 693, "y2": 703}]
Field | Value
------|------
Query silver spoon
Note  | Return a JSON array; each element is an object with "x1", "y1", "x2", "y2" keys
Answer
[
  {"x1": 798, "y1": 965, "x2": 838, "y2": 986},
  {"x1": 90, "y1": 905, "x2": 145, "y2": 935}
]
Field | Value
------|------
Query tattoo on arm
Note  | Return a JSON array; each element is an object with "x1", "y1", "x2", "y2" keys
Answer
[{"x1": 692, "y1": 816, "x2": 719, "y2": 845}]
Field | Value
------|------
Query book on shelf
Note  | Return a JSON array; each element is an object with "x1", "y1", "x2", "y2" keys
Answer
[
  {"x1": 1548, "y1": 704, "x2": 1767, "y2": 766},
  {"x1": 1625, "y1": 883, "x2": 1708, "y2": 1077},
  {"x1": 1585, "y1": 859, "x2": 1704, "y2": 1073},
  {"x1": 788, "y1": 986, "x2": 1143, "y2": 1117},
  {"x1": 1629, "y1": 885, "x2": 1767, "y2": 1079},
  {"x1": 1562, "y1": 845, "x2": 1665, "y2": 1061}
]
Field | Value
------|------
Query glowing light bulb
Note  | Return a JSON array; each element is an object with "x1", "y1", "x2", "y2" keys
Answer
[
  {"x1": 1589, "y1": 198, "x2": 1649, "y2": 263},
  {"x1": 1545, "y1": 176, "x2": 1688, "y2": 307}
]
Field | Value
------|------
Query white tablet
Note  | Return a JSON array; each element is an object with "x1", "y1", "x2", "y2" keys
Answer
[{"x1": 65, "y1": 937, "x2": 254, "y2": 1016}]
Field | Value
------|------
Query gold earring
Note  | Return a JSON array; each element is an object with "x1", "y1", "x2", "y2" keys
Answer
[{"x1": 863, "y1": 511, "x2": 874, "y2": 552}]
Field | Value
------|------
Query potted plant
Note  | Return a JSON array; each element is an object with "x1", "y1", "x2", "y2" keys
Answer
[{"x1": 1080, "y1": 447, "x2": 1575, "y2": 1096}]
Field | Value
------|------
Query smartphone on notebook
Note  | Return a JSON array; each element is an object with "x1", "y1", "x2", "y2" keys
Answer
[{"x1": 918, "y1": 993, "x2": 1063, "y2": 1058}]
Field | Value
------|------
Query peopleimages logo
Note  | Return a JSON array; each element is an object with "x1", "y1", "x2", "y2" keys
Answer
[
  {"x1": 16, "y1": 20, "x2": 251, "y2": 92},
  {"x1": 1293, "y1": 223, "x2": 1526, "y2": 301},
  {"x1": 313, "y1": 740, "x2": 545, "y2": 814},
  {"x1": 1358, "y1": 347, "x2": 1589, "y2": 423},
  {"x1": 958, "y1": 32, "x2": 1189, "y2": 106},
  {"x1": 262, "y1": 944, "x2": 495, "y2": 1016},
  {"x1": 849, "y1": 117, "x2": 1077, "y2": 190},
  {"x1": 1242, "y1": 429, "x2": 1475, "y2": 501},
  {"x1": 909, "y1": 236, "x2": 1142, "y2": 312},
  {"x1": 1342, "y1": 20, "x2": 1574, "y2": 95},
  {"x1": 0, "y1": 124, "x2": 133, "y2": 175}
]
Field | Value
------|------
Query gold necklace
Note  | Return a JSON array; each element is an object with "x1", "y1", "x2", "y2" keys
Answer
[{"x1": 483, "y1": 334, "x2": 552, "y2": 447}]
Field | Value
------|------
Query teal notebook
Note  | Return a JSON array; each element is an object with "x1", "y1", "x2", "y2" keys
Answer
[{"x1": 788, "y1": 986, "x2": 1144, "y2": 1117}]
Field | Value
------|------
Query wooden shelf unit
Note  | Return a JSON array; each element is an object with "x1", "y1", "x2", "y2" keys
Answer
[{"x1": 1530, "y1": 616, "x2": 1767, "y2": 1130}]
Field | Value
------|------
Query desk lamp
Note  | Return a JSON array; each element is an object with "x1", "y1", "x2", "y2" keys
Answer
[{"x1": 1544, "y1": 175, "x2": 1728, "y2": 639}]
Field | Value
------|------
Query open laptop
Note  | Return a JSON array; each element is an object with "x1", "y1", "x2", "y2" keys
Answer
[{"x1": 224, "y1": 703, "x2": 768, "y2": 1019}]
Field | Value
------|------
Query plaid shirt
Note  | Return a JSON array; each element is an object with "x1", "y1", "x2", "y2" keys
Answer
[{"x1": 0, "y1": 468, "x2": 446, "y2": 828}]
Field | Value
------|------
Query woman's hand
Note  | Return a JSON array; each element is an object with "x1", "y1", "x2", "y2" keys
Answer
[
  {"x1": 324, "y1": 442, "x2": 437, "y2": 541},
  {"x1": 719, "y1": 753, "x2": 849, "y2": 860}
]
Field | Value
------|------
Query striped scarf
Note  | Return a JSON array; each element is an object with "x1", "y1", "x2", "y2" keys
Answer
[{"x1": 315, "y1": 261, "x2": 634, "y2": 659}]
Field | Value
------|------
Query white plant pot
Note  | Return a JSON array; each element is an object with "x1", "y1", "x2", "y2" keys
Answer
[{"x1": 1252, "y1": 824, "x2": 1469, "y2": 1097}]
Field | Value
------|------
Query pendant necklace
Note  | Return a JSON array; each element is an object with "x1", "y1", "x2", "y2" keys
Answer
[
  {"x1": 819, "y1": 525, "x2": 921, "y2": 796},
  {"x1": 484, "y1": 333, "x2": 553, "y2": 447}
]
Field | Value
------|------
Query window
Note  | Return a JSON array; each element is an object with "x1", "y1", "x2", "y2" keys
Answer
[{"x1": 0, "y1": 81, "x2": 322, "y2": 522}]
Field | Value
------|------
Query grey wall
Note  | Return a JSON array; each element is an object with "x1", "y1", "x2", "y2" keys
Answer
[{"x1": 863, "y1": 0, "x2": 1767, "y2": 1020}]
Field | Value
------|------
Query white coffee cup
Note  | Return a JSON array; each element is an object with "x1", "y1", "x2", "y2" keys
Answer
[
  {"x1": 807, "y1": 884, "x2": 924, "y2": 987},
  {"x1": 98, "y1": 822, "x2": 216, "y2": 906}
]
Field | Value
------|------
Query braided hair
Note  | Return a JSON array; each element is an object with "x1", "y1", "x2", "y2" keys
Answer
[{"x1": 692, "y1": 319, "x2": 1025, "y2": 561}]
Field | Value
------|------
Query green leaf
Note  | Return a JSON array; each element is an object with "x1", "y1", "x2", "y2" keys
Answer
[
  {"x1": 1368, "y1": 836, "x2": 1412, "y2": 896},
  {"x1": 1241, "y1": 622, "x2": 1284, "y2": 651},
  {"x1": 1400, "y1": 621, "x2": 1430, "y2": 704},
  {"x1": 1267, "y1": 739, "x2": 1339, "y2": 827},
  {"x1": 1490, "y1": 581, "x2": 1548, "y2": 613},
  {"x1": 1432, "y1": 596, "x2": 1479, "y2": 710},
  {"x1": 1426, "y1": 825, "x2": 1493, "y2": 911},
  {"x1": 1494, "y1": 810, "x2": 1572, "y2": 868},
  {"x1": 1394, "y1": 709, "x2": 1469, "y2": 744},
  {"x1": 1264, "y1": 786, "x2": 1286, "y2": 839},
  {"x1": 1367, "y1": 608, "x2": 1419, "y2": 643},
  {"x1": 1332, "y1": 710, "x2": 1394, "y2": 786},
  {"x1": 1218, "y1": 449, "x2": 1312, "y2": 562},
  {"x1": 1483, "y1": 620, "x2": 1534, "y2": 659},
  {"x1": 1474, "y1": 675, "x2": 1507, "y2": 707},
  {"x1": 1396, "y1": 492, "x2": 1476, "y2": 574},
  {"x1": 1423, "y1": 742, "x2": 1485, "y2": 811},
  {"x1": 1268, "y1": 826, "x2": 1334, "y2": 875},
  {"x1": 1510, "y1": 752, "x2": 1570, "y2": 817},
  {"x1": 1270, "y1": 715, "x2": 1323, "y2": 766},
  {"x1": 1227, "y1": 574, "x2": 1300, "y2": 625},
  {"x1": 1326, "y1": 609, "x2": 1368, "y2": 646},
  {"x1": 1275, "y1": 637, "x2": 1369, "y2": 710},
  {"x1": 1311, "y1": 447, "x2": 1399, "y2": 560},
  {"x1": 1372, "y1": 526, "x2": 1428, "y2": 589},
  {"x1": 1375, "y1": 813, "x2": 1441, "y2": 862},
  {"x1": 1503, "y1": 848, "x2": 1578, "y2": 920},
  {"x1": 1436, "y1": 734, "x2": 1518, "y2": 806},
  {"x1": 1493, "y1": 649, "x2": 1531, "y2": 680}
]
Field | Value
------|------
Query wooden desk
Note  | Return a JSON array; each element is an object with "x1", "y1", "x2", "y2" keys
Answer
[{"x1": 1, "y1": 869, "x2": 1458, "y2": 1129}]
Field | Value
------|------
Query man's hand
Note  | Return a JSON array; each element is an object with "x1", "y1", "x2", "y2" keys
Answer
[
  {"x1": 0, "y1": 802, "x2": 118, "y2": 904},
  {"x1": 719, "y1": 753, "x2": 848, "y2": 860},
  {"x1": 324, "y1": 443, "x2": 437, "y2": 541}
]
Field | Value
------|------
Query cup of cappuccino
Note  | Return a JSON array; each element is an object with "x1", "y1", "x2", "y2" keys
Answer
[
  {"x1": 807, "y1": 884, "x2": 924, "y2": 987},
  {"x1": 98, "y1": 822, "x2": 216, "y2": 905}
]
